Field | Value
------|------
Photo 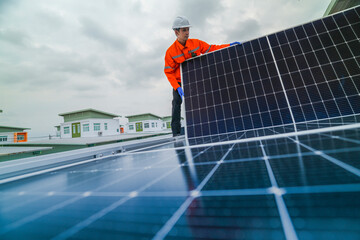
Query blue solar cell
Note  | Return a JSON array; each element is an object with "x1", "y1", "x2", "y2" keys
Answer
[
  {"x1": 337, "y1": 98, "x2": 354, "y2": 115},
  {"x1": 285, "y1": 28, "x2": 297, "y2": 42},
  {"x1": 268, "y1": 33, "x2": 279, "y2": 47},
  {"x1": 324, "y1": 100, "x2": 341, "y2": 117},
  {"x1": 337, "y1": 43, "x2": 354, "y2": 59},
  {"x1": 243, "y1": 41, "x2": 253, "y2": 54},
  {"x1": 313, "y1": 19, "x2": 327, "y2": 34},
  {"x1": 323, "y1": 15, "x2": 338, "y2": 31},
  {"x1": 314, "y1": 49, "x2": 330, "y2": 65},
  {"x1": 340, "y1": 25, "x2": 358, "y2": 41},
  {"x1": 309, "y1": 35, "x2": 323, "y2": 50},
  {"x1": 251, "y1": 39, "x2": 261, "y2": 52},
  {"x1": 294, "y1": 25, "x2": 307, "y2": 39},
  {"x1": 348, "y1": 40, "x2": 360, "y2": 56},
  {"x1": 351, "y1": 23, "x2": 360, "y2": 38},
  {"x1": 313, "y1": 102, "x2": 329, "y2": 118},
  {"x1": 330, "y1": 29, "x2": 345, "y2": 44},
  {"x1": 349, "y1": 95, "x2": 360, "y2": 113},
  {"x1": 333, "y1": 61, "x2": 350, "y2": 78},
  {"x1": 333, "y1": 12, "x2": 349, "y2": 27},
  {"x1": 303, "y1": 22, "x2": 317, "y2": 36},
  {"x1": 276, "y1": 31, "x2": 288, "y2": 45},
  {"x1": 326, "y1": 46, "x2": 342, "y2": 61}
]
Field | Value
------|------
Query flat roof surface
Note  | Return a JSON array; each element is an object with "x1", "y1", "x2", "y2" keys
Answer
[
  {"x1": 17, "y1": 132, "x2": 171, "y2": 146},
  {"x1": 0, "y1": 147, "x2": 52, "y2": 156}
]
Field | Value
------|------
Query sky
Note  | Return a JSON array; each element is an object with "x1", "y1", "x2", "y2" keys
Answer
[{"x1": 0, "y1": 0, "x2": 332, "y2": 138}]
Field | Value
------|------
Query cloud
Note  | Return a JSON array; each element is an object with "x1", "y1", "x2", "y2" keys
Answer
[
  {"x1": 79, "y1": 17, "x2": 127, "y2": 51},
  {"x1": 225, "y1": 18, "x2": 261, "y2": 43},
  {"x1": 0, "y1": 28, "x2": 29, "y2": 46},
  {"x1": 177, "y1": 0, "x2": 224, "y2": 28}
]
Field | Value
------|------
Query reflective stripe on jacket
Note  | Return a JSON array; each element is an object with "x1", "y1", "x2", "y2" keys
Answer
[{"x1": 164, "y1": 39, "x2": 230, "y2": 90}]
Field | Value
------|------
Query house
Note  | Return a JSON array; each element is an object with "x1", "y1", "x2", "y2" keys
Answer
[
  {"x1": 126, "y1": 113, "x2": 164, "y2": 133},
  {"x1": 0, "y1": 126, "x2": 30, "y2": 143},
  {"x1": 0, "y1": 110, "x2": 30, "y2": 143},
  {"x1": 58, "y1": 109, "x2": 120, "y2": 138},
  {"x1": 161, "y1": 116, "x2": 172, "y2": 130}
]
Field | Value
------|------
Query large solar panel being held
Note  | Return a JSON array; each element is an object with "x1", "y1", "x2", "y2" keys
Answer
[{"x1": 182, "y1": 6, "x2": 360, "y2": 145}]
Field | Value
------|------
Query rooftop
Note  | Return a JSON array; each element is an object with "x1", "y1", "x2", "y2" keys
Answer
[{"x1": 59, "y1": 108, "x2": 119, "y2": 118}]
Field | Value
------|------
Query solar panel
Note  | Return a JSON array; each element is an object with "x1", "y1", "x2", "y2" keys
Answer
[
  {"x1": 0, "y1": 126, "x2": 359, "y2": 239},
  {"x1": 182, "y1": 6, "x2": 360, "y2": 145}
]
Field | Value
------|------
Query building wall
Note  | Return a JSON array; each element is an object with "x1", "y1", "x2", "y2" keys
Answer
[
  {"x1": 0, "y1": 133, "x2": 13, "y2": 143},
  {"x1": 60, "y1": 119, "x2": 120, "y2": 138},
  {"x1": 0, "y1": 132, "x2": 28, "y2": 143},
  {"x1": 127, "y1": 120, "x2": 164, "y2": 133}
]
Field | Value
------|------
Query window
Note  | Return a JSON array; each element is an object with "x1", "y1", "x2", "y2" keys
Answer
[
  {"x1": 0, "y1": 136, "x2": 8, "y2": 142},
  {"x1": 83, "y1": 124, "x2": 89, "y2": 132},
  {"x1": 129, "y1": 125, "x2": 134, "y2": 130},
  {"x1": 94, "y1": 123, "x2": 100, "y2": 131},
  {"x1": 144, "y1": 123, "x2": 149, "y2": 128},
  {"x1": 151, "y1": 122, "x2": 155, "y2": 128},
  {"x1": 64, "y1": 127, "x2": 70, "y2": 134},
  {"x1": 17, "y1": 135, "x2": 25, "y2": 141},
  {"x1": 166, "y1": 122, "x2": 171, "y2": 129},
  {"x1": 105, "y1": 123, "x2": 108, "y2": 130}
]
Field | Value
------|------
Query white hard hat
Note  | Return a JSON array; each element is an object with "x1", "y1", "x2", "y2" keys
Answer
[{"x1": 172, "y1": 16, "x2": 192, "y2": 29}]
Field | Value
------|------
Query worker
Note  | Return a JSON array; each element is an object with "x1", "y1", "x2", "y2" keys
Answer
[{"x1": 164, "y1": 16, "x2": 241, "y2": 137}]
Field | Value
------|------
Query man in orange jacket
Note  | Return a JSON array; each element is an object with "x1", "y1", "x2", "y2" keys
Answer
[{"x1": 164, "y1": 16, "x2": 240, "y2": 137}]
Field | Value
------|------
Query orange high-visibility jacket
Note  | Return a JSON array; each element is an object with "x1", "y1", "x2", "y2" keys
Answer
[{"x1": 164, "y1": 39, "x2": 230, "y2": 90}]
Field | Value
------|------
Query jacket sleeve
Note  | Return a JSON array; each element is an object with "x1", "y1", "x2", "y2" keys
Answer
[
  {"x1": 164, "y1": 50, "x2": 180, "y2": 90},
  {"x1": 198, "y1": 40, "x2": 230, "y2": 54}
]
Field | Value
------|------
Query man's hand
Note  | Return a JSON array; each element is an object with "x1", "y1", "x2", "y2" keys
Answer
[
  {"x1": 230, "y1": 41, "x2": 241, "y2": 46},
  {"x1": 177, "y1": 87, "x2": 184, "y2": 100}
]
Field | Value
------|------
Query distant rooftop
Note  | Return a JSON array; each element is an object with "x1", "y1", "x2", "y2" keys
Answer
[
  {"x1": 0, "y1": 126, "x2": 30, "y2": 133},
  {"x1": 126, "y1": 113, "x2": 162, "y2": 122},
  {"x1": 59, "y1": 108, "x2": 119, "y2": 122}
]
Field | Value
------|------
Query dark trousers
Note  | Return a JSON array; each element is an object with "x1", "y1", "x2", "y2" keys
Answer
[{"x1": 171, "y1": 85, "x2": 182, "y2": 136}]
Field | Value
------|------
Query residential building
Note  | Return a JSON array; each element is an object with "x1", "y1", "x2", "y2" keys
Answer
[
  {"x1": 0, "y1": 126, "x2": 30, "y2": 143},
  {"x1": 126, "y1": 113, "x2": 164, "y2": 133},
  {"x1": 161, "y1": 116, "x2": 172, "y2": 130},
  {"x1": 58, "y1": 109, "x2": 120, "y2": 138}
]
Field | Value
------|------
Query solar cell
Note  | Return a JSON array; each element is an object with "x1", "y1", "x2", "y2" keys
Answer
[{"x1": 182, "y1": 6, "x2": 360, "y2": 145}]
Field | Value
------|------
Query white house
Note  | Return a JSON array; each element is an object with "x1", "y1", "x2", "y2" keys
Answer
[
  {"x1": 126, "y1": 113, "x2": 165, "y2": 133},
  {"x1": 58, "y1": 109, "x2": 120, "y2": 138},
  {"x1": 0, "y1": 126, "x2": 30, "y2": 143},
  {"x1": 161, "y1": 116, "x2": 172, "y2": 130}
]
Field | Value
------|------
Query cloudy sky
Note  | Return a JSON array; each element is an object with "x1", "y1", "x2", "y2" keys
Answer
[{"x1": 0, "y1": 0, "x2": 332, "y2": 138}]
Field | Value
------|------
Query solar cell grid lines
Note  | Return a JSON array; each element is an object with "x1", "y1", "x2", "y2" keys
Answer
[{"x1": 182, "y1": 6, "x2": 360, "y2": 145}]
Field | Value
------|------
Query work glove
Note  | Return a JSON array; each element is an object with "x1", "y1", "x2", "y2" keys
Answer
[
  {"x1": 177, "y1": 87, "x2": 184, "y2": 100},
  {"x1": 230, "y1": 41, "x2": 241, "y2": 46}
]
